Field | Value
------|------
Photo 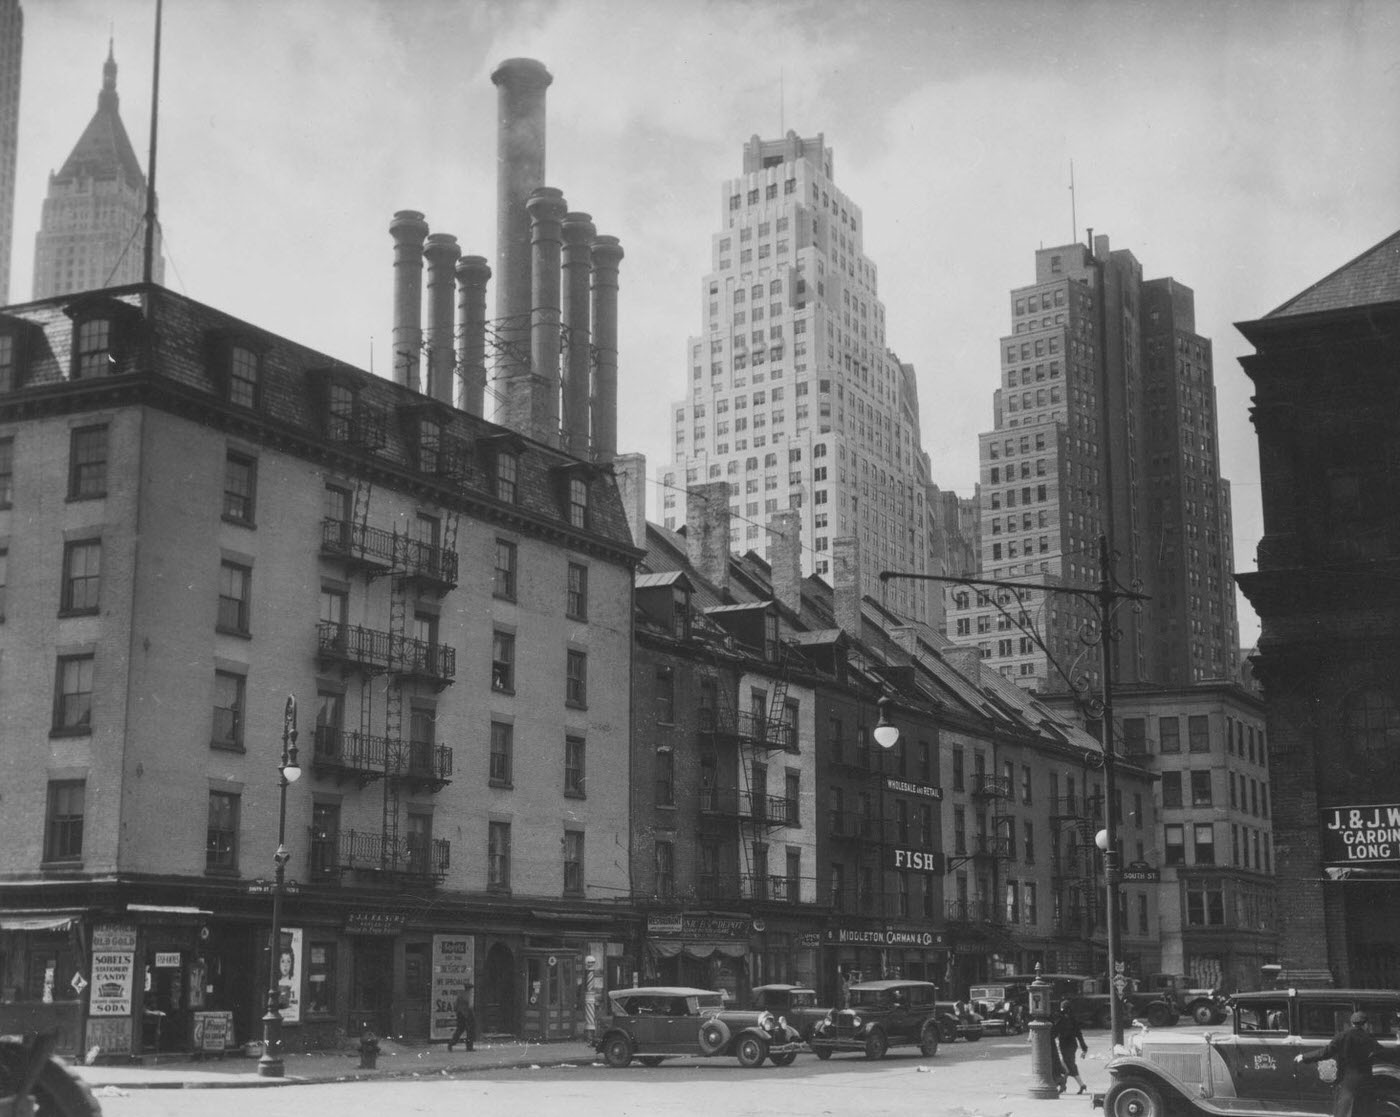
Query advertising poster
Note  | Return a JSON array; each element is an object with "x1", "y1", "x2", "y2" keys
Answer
[
  {"x1": 271, "y1": 927, "x2": 304, "y2": 1024},
  {"x1": 430, "y1": 934, "x2": 474, "y2": 1040},
  {"x1": 90, "y1": 947, "x2": 135, "y2": 1016}
]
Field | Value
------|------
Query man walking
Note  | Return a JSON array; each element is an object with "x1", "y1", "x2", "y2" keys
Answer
[
  {"x1": 1296, "y1": 1011, "x2": 1396, "y2": 1117},
  {"x1": 447, "y1": 983, "x2": 475, "y2": 1052}
]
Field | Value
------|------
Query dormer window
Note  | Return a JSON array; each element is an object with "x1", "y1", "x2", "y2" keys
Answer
[
  {"x1": 568, "y1": 476, "x2": 588, "y2": 529},
  {"x1": 228, "y1": 345, "x2": 261, "y2": 408},
  {"x1": 419, "y1": 417, "x2": 442, "y2": 473},
  {"x1": 0, "y1": 334, "x2": 15, "y2": 392},
  {"x1": 495, "y1": 450, "x2": 518, "y2": 503},
  {"x1": 672, "y1": 586, "x2": 691, "y2": 639},
  {"x1": 74, "y1": 318, "x2": 113, "y2": 379}
]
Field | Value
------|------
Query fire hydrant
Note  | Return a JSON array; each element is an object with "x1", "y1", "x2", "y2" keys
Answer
[
  {"x1": 357, "y1": 1031, "x2": 380, "y2": 1070},
  {"x1": 1027, "y1": 965, "x2": 1059, "y2": 1099}
]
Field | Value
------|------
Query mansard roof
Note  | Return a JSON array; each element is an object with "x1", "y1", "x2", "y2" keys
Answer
[{"x1": 1265, "y1": 228, "x2": 1400, "y2": 319}]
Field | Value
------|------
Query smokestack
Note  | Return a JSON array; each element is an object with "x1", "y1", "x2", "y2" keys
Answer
[
  {"x1": 454, "y1": 255, "x2": 491, "y2": 417},
  {"x1": 492, "y1": 58, "x2": 552, "y2": 431},
  {"x1": 686, "y1": 481, "x2": 731, "y2": 597},
  {"x1": 390, "y1": 210, "x2": 429, "y2": 390},
  {"x1": 612, "y1": 452, "x2": 648, "y2": 550},
  {"x1": 767, "y1": 510, "x2": 802, "y2": 615},
  {"x1": 832, "y1": 536, "x2": 862, "y2": 640},
  {"x1": 423, "y1": 233, "x2": 460, "y2": 405},
  {"x1": 528, "y1": 187, "x2": 567, "y2": 446},
  {"x1": 589, "y1": 234, "x2": 623, "y2": 463},
  {"x1": 560, "y1": 211, "x2": 596, "y2": 456}
]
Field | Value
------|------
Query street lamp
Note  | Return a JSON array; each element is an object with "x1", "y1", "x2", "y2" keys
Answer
[
  {"x1": 873, "y1": 696, "x2": 901, "y2": 750},
  {"x1": 259, "y1": 695, "x2": 302, "y2": 1078},
  {"x1": 1095, "y1": 827, "x2": 1125, "y2": 1049}
]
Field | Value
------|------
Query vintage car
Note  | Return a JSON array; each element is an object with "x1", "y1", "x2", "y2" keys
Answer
[
  {"x1": 750, "y1": 984, "x2": 830, "y2": 1044},
  {"x1": 809, "y1": 979, "x2": 941, "y2": 1060},
  {"x1": 1082, "y1": 975, "x2": 1181, "y2": 1029},
  {"x1": 968, "y1": 982, "x2": 1029, "y2": 1036},
  {"x1": 934, "y1": 1000, "x2": 985, "y2": 1043},
  {"x1": 593, "y1": 986, "x2": 804, "y2": 1068},
  {"x1": 1146, "y1": 973, "x2": 1230, "y2": 1025},
  {"x1": 1100, "y1": 988, "x2": 1400, "y2": 1117}
]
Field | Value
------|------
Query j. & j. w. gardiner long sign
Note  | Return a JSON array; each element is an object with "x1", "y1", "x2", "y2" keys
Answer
[{"x1": 1322, "y1": 804, "x2": 1400, "y2": 864}]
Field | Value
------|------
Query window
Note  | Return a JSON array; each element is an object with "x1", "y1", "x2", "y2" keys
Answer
[
  {"x1": 0, "y1": 333, "x2": 15, "y2": 392},
  {"x1": 217, "y1": 561, "x2": 251, "y2": 634},
  {"x1": 1194, "y1": 823, "x2": 1216, "y2": 864},
  {"x1": 655, "y1": 749, "x2": 675, "y2": 806},
  {"x1": 488, "y1": 821, "x2": 511, "y2": 890},
  {"x1": 563, "y1": 830, "x2": 584, "y2": 896},
  {"x1": 229, "y1": 346, "x2": 260, "y2": 408},
  {"x1": 0, "y1": 436, "x2": 12, "y2": 507},
  {"x1": 565, "y1": 649, "x2": 587, "y2": 707},
  {"x1": 60, "y1": 540, "x2": 101, "y2": 614},
  {"x1": 491, "y1": 630, "x2": 515, "y2": 692},
  {"x1": 212, "y1": 670, "x2": 246, "y2": 749},
  {"x1": 44, "y1": 780, "x2": 85, "y2": 862},
  {"x1": 655, "y1": 667, "x2": 675, "y2": 723},
  {"x1": 1123, "y1": 717, "x2": 1147, "y2": 756},
  {"x1": 1190, "y1": 769, "x2": 1213, "y2": 807},
  {"x1": 1188, "y1": 715, "x2": 1210, "y2": 752},
  {"x1": 223, "y1": 453, "x2": 256, "y2": 524},
  {"x1": 1159, "y1": 716, "x2": 1181, "y2": 753},
  {"x1": 565, "y1": 735, "x2": 586, "y2": 797},
  {"x1": 493, "y1": 539, "x2": 517, "y2": 599},
  {"x1": 495, "y1": 450, "x2": 518, "y2": 503},
  {"x1": 0, "y1": 546, "x2": 6, "y2": 622},
  {"x1": 489, "y1": 721, "x2": 513, "y2": 786},
  {"x1": 1024, "y1": 882, "x2": 1038, "y2": 926},
  {"x1": 566, "y1": 562, "x2": 588, "y2": 620},
  {"x1": 306, "y1": 942, "x2": 337, "y2": 1014},
  {"x1": 1186, "y1": 884, "x2": 1225, "y2": 926},
  {"x1": 1161, "y1": 771, "x2": 1182, "y2": 808},
  {"x1": 1164, "y1": 823, "x2": 1185, "y2": 866},
  {"x1": 952, "y1": 747, "x2": 964, "y2": 791},
  {"x1": 206, "y1": 791, "x2": 240, "y2": 871},
  {"x1": 53, "y1": 654, "x2": 94, "y2": 732},
  {"x1": 74, "y1": 318, "x2": 112, "y2": 379},
  {"x1": 1024, "y1": 820, "x2": 1036, "y2": 863},
  {"x1": 567, "y1": 477, "x2": 588, "y2": 529},
  {"x1": 68, "y1": 426, "x2": 108, "y2": 500},
  {"x1": 655, "y1": 840, "x2": 675, "y2": 899}
]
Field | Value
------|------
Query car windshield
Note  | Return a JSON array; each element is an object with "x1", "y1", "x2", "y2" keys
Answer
[
  {"x1": 789, "y1": 991, "x2": 818, "y2": 1007},
  {"x1": 971, "y1": 986, "x2": 1004, "y2": 1000},
  {"x1": 848, "y1": 989, "x2": 889, "y2": 1008},
  {"x1": 695, "y1": 994, "x2": 724, "y2": 1010}
]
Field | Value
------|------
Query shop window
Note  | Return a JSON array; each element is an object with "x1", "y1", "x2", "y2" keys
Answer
[{"x1": 306, "y1": 942, "x2": 337, "y2": 1015}]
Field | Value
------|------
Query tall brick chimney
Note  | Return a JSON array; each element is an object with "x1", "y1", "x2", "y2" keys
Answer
[
  {"x1": 527, "y1": 187, "x2": 567, "y2": 446},
  {"x1": 560, "y1": 211, "x2": 595, "y2": 456},
  {"x1": 454, "y1": 255, "x2": 491, "y2": 416},
  {"x1": 832, "y1": 536, "x2": 862, "y2": 640},
  {"x1": 767, "y1": 509, "x2": 802, "y2": 615},
  {"x1": 589, "y1": 234, "x2": 623, "y2": 463},
  {"x1": 423, "y1": 232, "x2": 460, "y2": 405},
  {"x1": 686, "y1": 481, "x2": 731, "y2": 597},
  {"x1": 612, "y1": 452, "x2": 648, "y2": 550},
  {"x1": 389, "y1": 210, "x2": 429, "y2": 391},
  {"x1": 492, "y1": 57, "x2": 552, "y2": 432},
  {"x1": 942, "y1": 646, "x2": 985, "y2": 686}
]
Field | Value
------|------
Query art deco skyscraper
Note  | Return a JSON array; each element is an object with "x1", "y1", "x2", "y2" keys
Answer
[
  {"x1": 0, "y1": 0, "x2": 22, "y2": 305},
  {"x1": 662, "y1": 132, "x2": 933, "y2": 624},
  {"x1": 32, "y1": 42, "x2": 163, "y2": 299},
  {"x1": 947, "y1": 234, "x2": 1239, "y2": 691}
]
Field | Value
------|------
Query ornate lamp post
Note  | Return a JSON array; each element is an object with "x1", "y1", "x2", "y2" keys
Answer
[{"x1": 259, "y1": 696, "x2": 302, "y2": 1078}]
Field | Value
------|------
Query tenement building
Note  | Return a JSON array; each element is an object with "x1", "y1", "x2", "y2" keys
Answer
[
  {"x1": 1236, "y1": 228, "x2": 1400, "y2": 988},
  {"x1": 661, "y1": 132, "x2": 936, "y2": 626}
]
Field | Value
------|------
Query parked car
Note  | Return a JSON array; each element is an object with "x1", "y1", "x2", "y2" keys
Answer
[
  {"x1": 935, "y1": 1000, "x2": 985, "y2": 1043},
  {"x1": 750, "y1": 984, "x2": 830, "y2": 1047},
  {"x1": 593, "y1": 986, "x2": 804, "y2": 1068},
  {"x1": 968, "y1": 981, "x2": 1030, "y2": 1035},
  {"x1": 1145, "y1": 972, "x2": 1230, "y2": 1025},
  {"x1": 810, "y1": 979, "x2": 941, "y2": 1060},
  {"x1": 1101, "y1": 987, "x2": 1400, "y2": 1117},
  {"x1": 1080, "y1": 975, "x2": 1180, "y2": 1029}
]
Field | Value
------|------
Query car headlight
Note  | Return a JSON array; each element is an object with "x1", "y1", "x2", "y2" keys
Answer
[
  {"x1": 758, "y1": 1011, "x2": 775, "y2": 1030},
  {"x1": 851, "y1": 1015, "x2": 862, "y2": 1029},
  {"x1": 778, "y1": 1015, "x2": 789, "y2": 1031},
  {"x1": 821, "y1": 1010, "x2": 833, "y2": 1026}
]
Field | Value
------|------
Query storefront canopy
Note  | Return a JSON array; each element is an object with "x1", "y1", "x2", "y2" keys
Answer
[
  {"x1": 647, "y1": 941, "x2": 748, "y2": 960},
  {"x1": 0, "y1": 914, "x2": 82, "y2": 932}
]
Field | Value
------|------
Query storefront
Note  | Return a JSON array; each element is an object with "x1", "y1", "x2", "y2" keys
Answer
[
  {"x1": 643, "y1": 914, "x2": 751, "y2": 1001},
  {"x1": 0, "y1": 912, "x2": 90, "y2": 1057},
  {"x1": 822, "y1": 924, "x2": 948, "y2": 1002}
]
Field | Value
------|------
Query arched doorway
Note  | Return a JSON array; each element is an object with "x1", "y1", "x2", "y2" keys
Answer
[{"x1": 479, "y1": 942, "x2": 516, "y2": 1037}]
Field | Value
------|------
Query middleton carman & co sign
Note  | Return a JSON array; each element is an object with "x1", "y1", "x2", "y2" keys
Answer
[
  {"x1": 1322, "y1": 803, "x2": 1400, "y2": 864},
  {"x1": 824, "y1": 925, "x2": 946, "y2": 948}
]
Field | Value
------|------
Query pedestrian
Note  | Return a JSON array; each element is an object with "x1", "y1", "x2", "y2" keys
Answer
[
  {"x1": 447, "y1": 983, "x2": 475, "y2": 1052},
  {"x1": 1051, "y1": 999, "x2": 1089, "y2": 1095},
  {"x1": 1295, "y1": 1011, "x2": 1398, "y2": 1117}
]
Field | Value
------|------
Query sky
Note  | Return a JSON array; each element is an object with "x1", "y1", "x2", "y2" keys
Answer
[{"x1": 10, "y1": 0, "x2": 1400, "y2": 649}]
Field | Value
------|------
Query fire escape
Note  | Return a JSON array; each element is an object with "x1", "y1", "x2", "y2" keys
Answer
[
  {"x1": 1050, "y1": 790, "x2": 1103, "y2": 972},
  {"x1": 944, "y1": 771, "x2": 1014, "y2": 941}
]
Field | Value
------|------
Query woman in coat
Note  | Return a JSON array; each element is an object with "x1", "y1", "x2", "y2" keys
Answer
[{"x1": 1051, "y1": 1000, "x2": 1089, "y2": 1094}]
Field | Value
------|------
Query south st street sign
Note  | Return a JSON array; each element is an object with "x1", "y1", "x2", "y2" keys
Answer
[{"x1": 1322, "y1": 804, "x2": 1400, "y2": 864}]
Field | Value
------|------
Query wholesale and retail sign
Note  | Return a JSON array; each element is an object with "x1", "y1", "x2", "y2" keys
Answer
[
  {"x1": 89, "y1": 925, "x2": 137, "y2": 1016},
  {"x1": 429, "y1": 935, "x2": 474, "y2": 1041},
  {"x1": 1321, "y1": 803, "x2": 1400, "y2": 864}
]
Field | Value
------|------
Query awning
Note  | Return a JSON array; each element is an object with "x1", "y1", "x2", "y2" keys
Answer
[
  {"x1": 0, "y1": 915, "x2": 81, "y2": 933},
  {"x1": 647, "y1": 941, "x2": 747, "y2": 960}
]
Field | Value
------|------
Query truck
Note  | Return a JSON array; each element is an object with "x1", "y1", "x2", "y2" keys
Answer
[{"x1": 1146, "y1": 973, "x2": 1230, "y2": 1024}]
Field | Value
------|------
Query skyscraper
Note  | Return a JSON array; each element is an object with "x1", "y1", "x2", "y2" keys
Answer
[
  {"x1": 0, "y1": 0, "x2": 21, "y2": 305},
  {"x1": 947, "y1": 234, "x2": 1239, "y2": 691},
  {"x1": 661, "y1": 132, "x2": 933, "y2": 624},
  {"x1": 32, "y1": 42, "x2": 163, "y2": 299}
]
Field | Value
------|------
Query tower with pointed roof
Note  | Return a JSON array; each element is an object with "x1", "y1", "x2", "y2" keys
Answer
[
  {"x1": 0, "y1": 0, "x2": 21, "y2": 305},
  {"x1": 31, "y1": 42, "x2": 163, "y2": 300}
]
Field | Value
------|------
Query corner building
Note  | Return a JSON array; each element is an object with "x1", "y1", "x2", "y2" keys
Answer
[{"x1": 662, "y1": 132, "x2": 933, "y2": 625}]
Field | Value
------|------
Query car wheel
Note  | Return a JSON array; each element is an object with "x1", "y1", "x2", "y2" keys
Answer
[
  {"x1": 735, "y1": 1034, "x2": 768, "y2": 1069},
  {"x1": 769, "y1": 1052, "x2": 797, "y2": 1067},
  {"x1": 698, "y1": 1018, "x2": 731, "y2": 1056},
  {"x1": 638, "y1": 1056, "x2": 664, "y2": 1067},
  {"x1": 1192, "y1": 1003, "x2": 1216, "y2": 1026},
  {"x1": 602, "y1": 1033, "x2": 633, "y2": 1069},
  {"x1": 1146, "y1": 1004, "x2": 1172, "y2": 1028},
  {"x1": 920, "y1": 1023, "x2": 940, "y2": 1057},
  {"x1": 1105, "y1": 1081, "x2": 1165, "y2": 1117},
  {"x1": 863, "y1": 1028, "x2": 888, "y2": 1060},
  {"x1": 814, "y1": 1046, "x2": 833, "y2": 1060},
  {"x1": 966, "y1": 1030, "x2": 982, "y2": 1042},
  {"x1": 940, "y1": 1020, "x2": 957, "y2": 1043}
]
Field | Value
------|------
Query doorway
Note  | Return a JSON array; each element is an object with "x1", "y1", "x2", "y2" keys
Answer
[
  {"x1": 350, "y1": 939, "x2": 393, "y2": 1037},
  {"x1": 479, "y1": 942, "x2": 515, "y2": 1037},
  {"x1": 522, "y1": 951, "x2": 578, "y2": 1040}
]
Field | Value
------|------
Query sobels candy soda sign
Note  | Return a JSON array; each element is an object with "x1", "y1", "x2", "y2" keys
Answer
[{"x1": 1322, "y1": 803, "x2": 1400, "y2": 864}]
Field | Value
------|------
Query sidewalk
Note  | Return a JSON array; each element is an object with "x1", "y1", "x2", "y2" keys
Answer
[{"x1": 70, "y1": 1037, "x2": 598, "y2": 1091}]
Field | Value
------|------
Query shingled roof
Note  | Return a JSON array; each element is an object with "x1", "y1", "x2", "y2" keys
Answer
[
  {"x1": 1266, "y1": 228, "x2": 1400, "y2": 319},
  {"x1": 53, "y1": 43, "x2": 147, "y2": 192}
]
